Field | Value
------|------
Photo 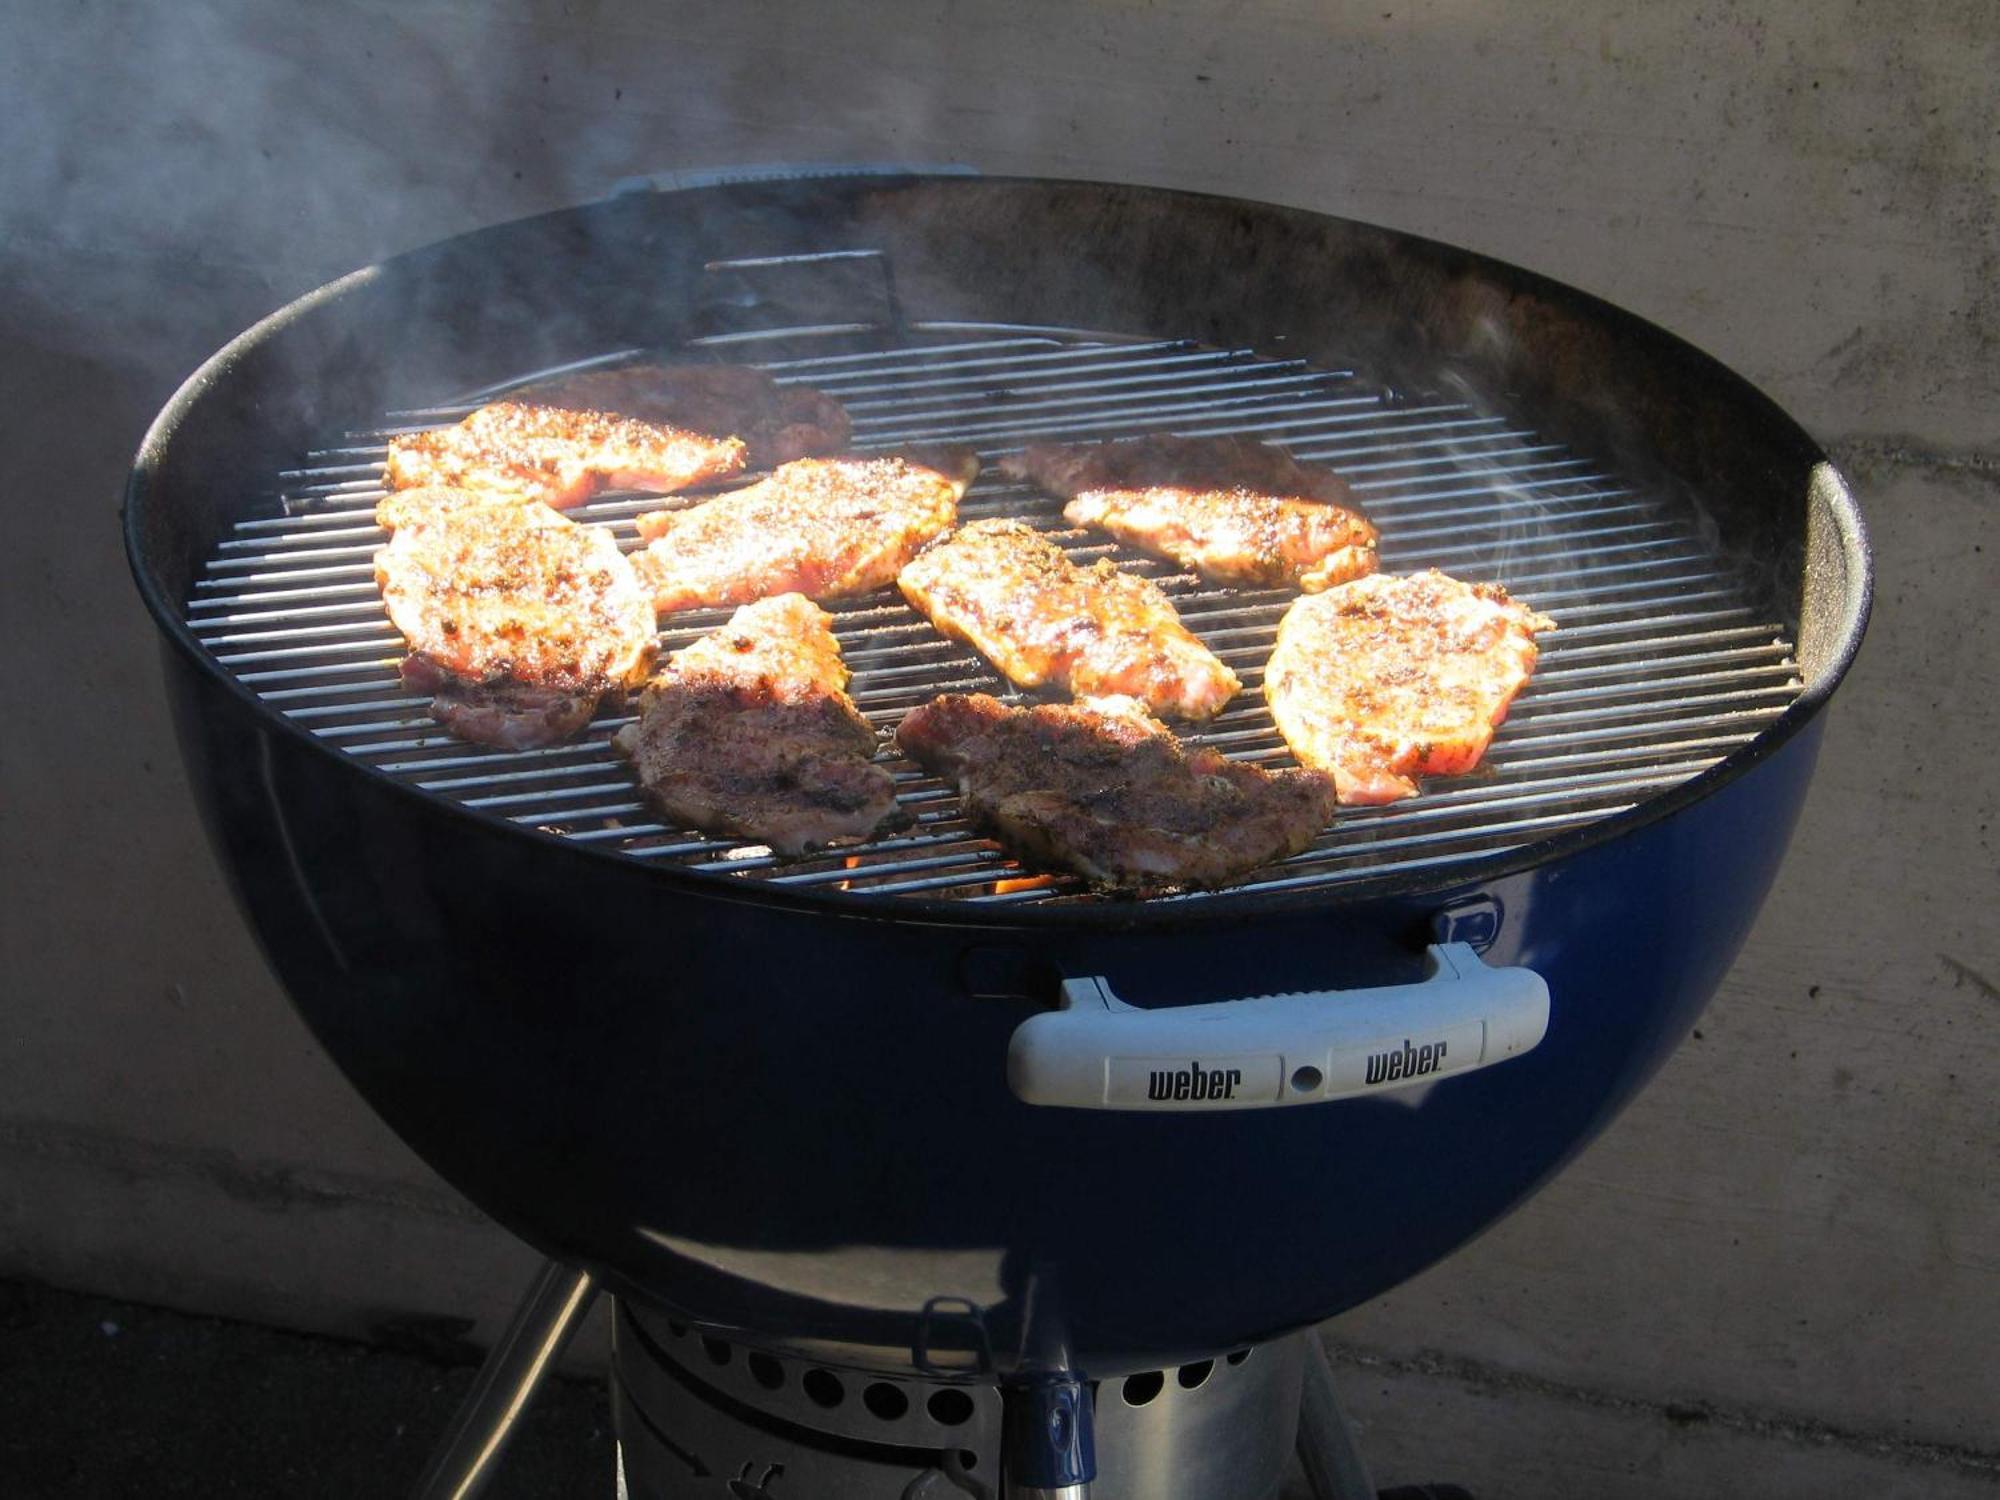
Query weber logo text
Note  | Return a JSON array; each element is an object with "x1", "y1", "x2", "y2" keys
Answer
[
  {"x1": 1146, "y1": 1060, "x2": 1244, "y2": 1102},
  {"x1": 1364, "y1": 1038, "x2": 1448, "y2": 1086}
]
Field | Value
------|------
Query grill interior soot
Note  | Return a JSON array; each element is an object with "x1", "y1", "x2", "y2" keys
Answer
[{"x1": 185, "y1": 323, "x2": 1802, "y2": 906}]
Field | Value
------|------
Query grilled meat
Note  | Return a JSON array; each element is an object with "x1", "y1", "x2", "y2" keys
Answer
[
  {"x1": 1001, "y1": 434, "x2": 1378, "y2": 590},
  {"x1": 400, "y1": 658, "x2": 603, "y2": 749},
  {"x1": 634, "y1": 449, "x2": 976, "y2": 615},
  {"x1": 1265, "y1": 569, "x2": 1555, "y2": 805},
  {"x1": 1005, "y1": 434, "x2": 1353, "y2": 503},
  {"x1": 374, "y1": 492, "x2": 655, "y2": 750},
  {"x1": 895, "y1": 519, "x2": 1240, "y2": 720},
  {"x1": 384, "y1": 401, "x2": 747, "y2": 508},
  {"x1": 897, "y1": 693, "x2": 1336, "y2": 890},
  {"x1": 374, "y1": 483, "x2": 511, "y2": 533},
  {"x1": 525, "y1": 363, "x2": 851, "y2": 468},
  {"x1": 613, "y1": 594, "x2": 903, "y2": 853}
]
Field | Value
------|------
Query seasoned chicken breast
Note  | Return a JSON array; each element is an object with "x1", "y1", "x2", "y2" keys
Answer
[
  {"x1": 374, "y1": 491, "x2": 656, "y2": 749},
  {"x1": 1002, "y1": 434, "x2": 1377, "y2": 591},
  {"x1": 1265, "y1": 569, "x2": 1555, "y2": 804},
  {"x1": 524, "y1": 363, "x2": 851, "y2": 468},
  {"x1": 384, "y1": 401, "x2": 747, "y2": 507},
  {"x1": 896, "y1": 519, "x2": 1240, "y2": 720},
  {"x1": 613, "y1": 594, "x2": 903, "y2": 853},
  {"x1": 633, "y1": 449, "x2": 975, "y2": 616},
  {"x1": 897, "y1": 692, "x2": 1336, "y2": 890}
]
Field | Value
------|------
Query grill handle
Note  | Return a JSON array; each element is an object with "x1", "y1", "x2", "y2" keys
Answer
[
  {"x1": 1007, "y1": 944, "x2": 1547, "y2": 1112},
  {"x1": 697, "y1": 248, "x2": 908, "y2": 338}
]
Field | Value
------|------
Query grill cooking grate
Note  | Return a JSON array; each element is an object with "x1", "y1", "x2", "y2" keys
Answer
[{"x1": 186, "y1": 325, "x2": 1802, "y2": 906}]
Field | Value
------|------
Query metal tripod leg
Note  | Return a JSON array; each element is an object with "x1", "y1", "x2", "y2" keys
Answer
[
  {"x1": 1296, "y1": 1334, "x2": 1378, "y2": 1500},
  {"x1": 409, "y1": 1259, "x2": 599, "y2": 1500},
  {"x1": 1001, "y1": 1371, "x2": 1095, "y2": 1500}
]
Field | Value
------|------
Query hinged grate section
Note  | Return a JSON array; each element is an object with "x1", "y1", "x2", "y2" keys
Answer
[{"x1": 186, "y1": 326, "x2": 1801, "y2": 906}]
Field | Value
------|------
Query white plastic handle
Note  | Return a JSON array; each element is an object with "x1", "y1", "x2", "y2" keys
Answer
[{"x1": 1007, "y1": 944, "x2": 1549, "y2": 1111}]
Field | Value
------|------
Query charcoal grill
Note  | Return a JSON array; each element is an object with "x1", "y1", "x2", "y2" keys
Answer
[{"x1": 125, "y1": 173, "x2": 1869, "y2": 1498}]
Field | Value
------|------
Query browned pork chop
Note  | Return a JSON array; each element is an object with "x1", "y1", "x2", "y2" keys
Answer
[
  {"x1": 374, "y1": 491, "x2": 656, "y2": 749},
  {"x1": 1001, "y1": 434, "x2": 1378, "y2": 590},
  {"x1": 1005, "y1": 433, "x2": 1354, "y2": 503},
  {"x1": 374, "y1": 484, "x2": 510, "y2": 533},
  {"x1": 525, "y1": 364, "x2": 850, "y2": 468},
  {"x1": 1265, "y1": 569, "x2": 1555, "y2": 805},
  {"x1": 896, "y1": 693, "x2": 1336, "y2": 890},
  {"x1": 384, "y1": 401, "x2": 747, "y2": 508},
  {"x1": 612, "y1": 594, "x2": 903, "y2": 853},
  {"x1": 634, "y1": 449, "x2": 975, "y2": 615},
  {"x1": 895, "y1": 519, "x2": 1240, "y2": 720},
  {"x1": 398, "y1": 659, "x2": 604, "y2": 749}
]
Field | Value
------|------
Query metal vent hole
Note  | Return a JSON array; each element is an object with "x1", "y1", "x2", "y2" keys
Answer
[
  {"x1": 927, "y1": 1388, "x2": 975, "y2": 1426},
  {"x1": 1226, "y1": 1349, "x2": 1252, "y2": 1366},
  {"x1": 862, "y1": 1382, "x2": 910, "y2": 1421},
  {"x1": 747, "y1": 1352, "x2": 785, "y2": 1390},
  {"x1": 802, "y1": 1369, "x2": 846, "y2": 1408},
  {"x1": 700, "y1": 1335, "x2": 732, "y2": 1367},
  {"x1": 1177, "y1": 1359, "x2": 1215, "y2": 1390},
  {"x1": 1121, "y1": 1371, "x2": 1165, "y2": 1406},
  {"x1": 1291, "y1": 1065, "x2": 1324, "y2": 1093}
]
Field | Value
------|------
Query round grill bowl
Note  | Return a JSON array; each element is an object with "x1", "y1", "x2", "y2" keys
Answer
[{"x1": 125, "y1": 174, "x2": 1868, "y2": 1375}]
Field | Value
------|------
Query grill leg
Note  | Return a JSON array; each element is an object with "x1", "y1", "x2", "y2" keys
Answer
[
  {"x1": 408, "y1": 1259, "x2": 599, "y2": 1500},
  {"x1": 1001, "y1": 1372, "x2": 1095, "y2": 1499},
  {"x1": 1296, "y1": 1334, "x2": 1377, "y2": 1500}
]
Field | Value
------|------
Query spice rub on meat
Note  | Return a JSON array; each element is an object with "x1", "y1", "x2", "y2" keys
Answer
[
  {"x1": 384, "y1": 401, "x2": 748, "y2": 508},
  {"x1": 375, "y1": 483, "x2": 516, "y2": 534},
  {"x1": 1001, "y1": 434, "x2": 1378, "y2": 591},
  {"x1": 612, "y1": 594, "x2": 904, "y2": 854},
  {"x1": 1265, "y1": 569, "x2": 1555, "y2": 805},
  {"x1": 896, "y1": 693, "x2": 1336, "y2": 891},
  {"x1": 524, "y1": 363, "x2": 850, "y2": 468},
  {"x1": 374, "y1": 490, "x2": 656, "y2": 750},
  {"x1": 895, "y1": 519, "x2": 1240, "y2": 720},
  {"x1": 633, "y1": 449, "x2": 976, "y2": 616}
]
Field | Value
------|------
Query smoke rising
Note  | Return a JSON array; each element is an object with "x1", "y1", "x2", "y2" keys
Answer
[{"x1": 0, "y1": 0, "x2": 990, "y2": 395}]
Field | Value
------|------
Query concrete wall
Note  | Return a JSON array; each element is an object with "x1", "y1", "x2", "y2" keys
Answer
[{"x1": 3, "y1": 2, "x2": 1994, "y2": 1495}]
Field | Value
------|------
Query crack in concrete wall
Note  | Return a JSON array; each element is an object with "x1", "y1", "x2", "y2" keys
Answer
[
  {"x1": 1829, "y1": 437, "x2": 2000, "y2": 488},
  {"x1": 0, "y1": 1115, "x2": 488, "y2": 1225}
]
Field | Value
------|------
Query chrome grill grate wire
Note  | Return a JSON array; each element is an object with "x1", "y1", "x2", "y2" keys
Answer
[{"x1": 186, "y1": 325, "x2": 1801, "y2": 906}]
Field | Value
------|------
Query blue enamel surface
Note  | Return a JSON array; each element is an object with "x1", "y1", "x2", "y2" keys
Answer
[{"x1": 165, "y1": 640, "x2": 1823, "y2": 1376}]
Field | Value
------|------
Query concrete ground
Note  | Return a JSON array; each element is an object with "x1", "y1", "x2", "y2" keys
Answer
[
  {"x1": 4, "y1": 1274, "x2": 1992, "y2": 1499},
  {"x1": 0, "y1": 1278, "x2": 612, "y2": 1500}
]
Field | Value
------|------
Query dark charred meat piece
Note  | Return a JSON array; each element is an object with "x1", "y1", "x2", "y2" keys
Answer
[
  {"x1": 524, "y1": 364, "x2": 851, "y2": 468},
  {"x1": 374, "y1": 492, "x2": 655, "y2": 750},
  {"x1": 1265, "y1": 569, "x2": 1555, "y2": 805},
  {"x1": 384, "y1": 401, "x2": 747, "y2": 508},
  {"x1": 634, "y1": 449, "x2": 975, "y2": 616},
  {"x1": 896, "y1": 693, "x2": 1336, "y2": 891},
  {"x1": 1004, "y1": 433, "x2": 1354, "y2": 504},
  {"x1": 1001, "y1": 434, "x2": 1378, "y2": 590},
  {"x1": 400, "y1": 658, "x2": 602, "y2": 750},
  {"x1": 895, "y1": 519, "x2": 1240, "y2": 720},
  {"x1": 612, "y1": 594, "x2": 904, "y2": 854}
]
